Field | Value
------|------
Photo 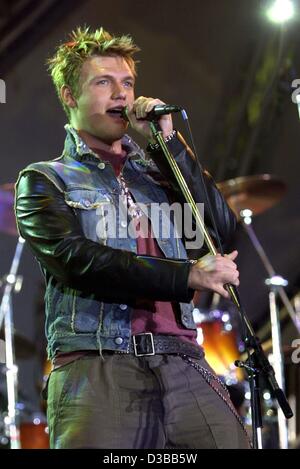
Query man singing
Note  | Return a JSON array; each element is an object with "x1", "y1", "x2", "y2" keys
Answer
[{"x1": 15, "y1": 26, "x2": 250, "y2": 449}]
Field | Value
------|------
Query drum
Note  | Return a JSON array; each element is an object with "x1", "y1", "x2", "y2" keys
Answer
[
  {"x1": 20, "y1": 415, "x2": 49, "y2": 449},
  {"x1": 193, "y1": 308, "x2": 244, "y2": 382}
]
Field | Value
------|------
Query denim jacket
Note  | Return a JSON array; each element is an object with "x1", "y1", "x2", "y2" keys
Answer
[{"x1": 15, "y1": 125, "x2": 236, "y2": 359}]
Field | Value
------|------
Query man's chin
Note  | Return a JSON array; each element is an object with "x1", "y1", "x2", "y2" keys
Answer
[
  {"x1": 101, "y1": 131, "x2": 127, "y2": 144},
  {"x1": 93, "y1": 124, "x2": 128, "y2": 143}
]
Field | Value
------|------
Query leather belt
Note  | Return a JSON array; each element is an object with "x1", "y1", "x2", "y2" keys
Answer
[
  {"x1": 129, "y1": 333, "x2": 204, "y2": 360},
  {"x1": 53, "y1": 334, "x2": 205, "y2": 369}
]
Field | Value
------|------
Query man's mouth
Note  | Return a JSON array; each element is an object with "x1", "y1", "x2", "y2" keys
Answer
[{"x1": 106, "y1": 106, "x2": 126, "y2": 120}]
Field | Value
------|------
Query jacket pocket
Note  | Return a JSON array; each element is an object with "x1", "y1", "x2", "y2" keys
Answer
[
  {"x1": 64, "y1": 188, "x2": 114, "y2": 243},
  {"x1": 71, "y1": 293, "x2": 103, "y2": 334}
]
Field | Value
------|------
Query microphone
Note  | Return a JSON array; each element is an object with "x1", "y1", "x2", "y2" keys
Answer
[{"x1": 121, "y1": 104, "x2": 182, "y2": 122}]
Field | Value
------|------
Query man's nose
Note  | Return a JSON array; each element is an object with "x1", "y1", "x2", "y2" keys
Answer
[{"x1": 111, "y1": 83, "x2": 126, "y2": 100}]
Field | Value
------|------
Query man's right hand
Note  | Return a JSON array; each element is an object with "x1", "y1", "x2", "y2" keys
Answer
[{"x1": 188, "y1": 250, "x2": 239, "y2": 298}]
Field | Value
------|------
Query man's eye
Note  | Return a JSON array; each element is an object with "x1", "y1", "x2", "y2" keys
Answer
[
  {"x1": 124, "y1": 81, "x2": 133, "y2": 88},
  {"x1": 96, "y1": 80, "x2": 108, "y2": 85}
]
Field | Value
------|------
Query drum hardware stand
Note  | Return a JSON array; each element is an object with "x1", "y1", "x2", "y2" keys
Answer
[
  {"x1": 135, "y1": 112, "x2": 294, "y2": 450},
  {"x1": 240, "y1": 209, "x2": 300, "y2": 334},
  {"x1": 266, "y1": 276, "x2": 289, "y2": 448},
  {"x1": 0, "y1": 236, "x2": 25, "y2": 449},
  {"x1": 239, "y1": 209, "x2": 297, "y2": 448}
]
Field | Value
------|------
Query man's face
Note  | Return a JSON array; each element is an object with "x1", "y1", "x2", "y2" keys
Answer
[{"x1": 72, "y1": 55, "x2": 135, "y2": 143}]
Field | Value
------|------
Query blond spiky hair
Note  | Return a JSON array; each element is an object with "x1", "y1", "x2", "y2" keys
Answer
[{"x1": 47, "y1": 26, "x2": 140, "y2": 117}]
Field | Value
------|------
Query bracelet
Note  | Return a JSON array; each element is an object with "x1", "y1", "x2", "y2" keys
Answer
[
  {"x1": 189, "y1": 259, "x2": 198, "y2": 265},
  {"x1": 148, "y1": 130, "x2": 177, "y2": 151}
]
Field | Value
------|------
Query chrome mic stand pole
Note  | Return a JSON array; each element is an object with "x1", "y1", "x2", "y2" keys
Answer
[
  {"x1": 240, "y1": 209, "x2": 291, "y2": 448},
  {"x1": 0, "y1": 236, "x2": 25, "y2": 449}
]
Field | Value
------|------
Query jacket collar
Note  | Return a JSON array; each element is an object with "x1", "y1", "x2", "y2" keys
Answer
[{"x1": 63, "y1": 124, "x2": 146, "y2": 163}]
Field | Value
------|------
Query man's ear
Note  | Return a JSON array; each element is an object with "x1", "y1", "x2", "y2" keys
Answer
[{"x1": 61, "y1": 85, "x2": 77, "y2": 110}]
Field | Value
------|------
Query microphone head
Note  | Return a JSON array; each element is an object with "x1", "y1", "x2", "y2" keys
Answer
[
  {"x1": 120, "y1": 103, "x2": 182, "y2": 123},
  {"x1": 121, "y1": 106, "x2": 130, "y2": 122},
  {"x1": 151, "y1": 104, "x2": 182, "y2": 116}
]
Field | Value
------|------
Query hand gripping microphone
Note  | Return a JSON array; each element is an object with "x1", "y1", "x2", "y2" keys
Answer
[{"x1": 121, "y1": 104, "x2": 182, "y2": 121}]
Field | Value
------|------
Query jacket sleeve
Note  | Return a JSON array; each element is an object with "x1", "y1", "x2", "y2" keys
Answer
[
  {"x1": 147, "y1": 132, "x2": 237, "y2": 253},
  {"x1": 15, "y1": 170, "x2": 194, "y2": 304}
]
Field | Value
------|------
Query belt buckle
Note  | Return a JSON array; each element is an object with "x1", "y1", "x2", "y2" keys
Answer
[{"x1": 132, "y1": 333, "x2": 155, "y2": 357}]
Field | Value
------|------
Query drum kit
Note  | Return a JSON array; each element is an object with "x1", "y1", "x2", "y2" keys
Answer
[
  {"x1": 0, "y1": 174, "x2": 298, "y2": 448},
  {"x1": 0, "y1": 184, "x2": 49, "y2": 449},
  {"x1": 196, "y1": 174, "x2": 299, "y2": 448}
]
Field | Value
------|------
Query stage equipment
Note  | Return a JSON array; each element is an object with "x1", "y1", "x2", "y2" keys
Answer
[
  {"x1": 123, "y1": 105, "x2": 294, "y2": 449},
  {"x1": 0, "y1": 183, "x2": 25, "y2": 448},
  {"x1": 218, "y1": 174, "x2": 299, "y2": 448}
]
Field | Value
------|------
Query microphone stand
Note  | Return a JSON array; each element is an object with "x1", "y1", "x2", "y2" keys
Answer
[{"x1": 147, "y1": 118, "x2": 293, "y2": 449}]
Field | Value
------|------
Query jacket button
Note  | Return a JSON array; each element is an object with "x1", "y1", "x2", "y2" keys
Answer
[
  {"x1": 98, "y1": 162, "x2": 105, "y2": 170},
  {"x1": 183, "y1": 314, "x2": 189, "y2": 322},
  {"x1": 114, "y1": 337, "x2": 123, "y2": 345},
  {"x1": 120, "y1": 304, "x2": 127, "y2": 310},
  {"x1": 121, "y1": 221, "x2": 127, "y2": 228}
]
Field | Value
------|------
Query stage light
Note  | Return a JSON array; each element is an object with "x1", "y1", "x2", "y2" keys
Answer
[
  {"x1": 263, "y1": 391, "x2": 271, "y2": 400},
  {"x1": 266, "y1": 0, "x2": 295, "y2": 24}
]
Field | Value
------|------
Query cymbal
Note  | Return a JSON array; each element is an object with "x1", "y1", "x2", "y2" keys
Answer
[
  {"x1": 217, "y1": 174, "x2": 287, "y2": 221},
  {"x1": 0, "y1": 329, "x2": 36, "y2": 359},
  {"x1": 0, "y1": 183, "x2": 18, "y2": 236}
]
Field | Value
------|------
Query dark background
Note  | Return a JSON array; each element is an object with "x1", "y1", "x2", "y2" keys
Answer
[{"x1": 0, "y1": 0, "x2": 299, "y2": 432}]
